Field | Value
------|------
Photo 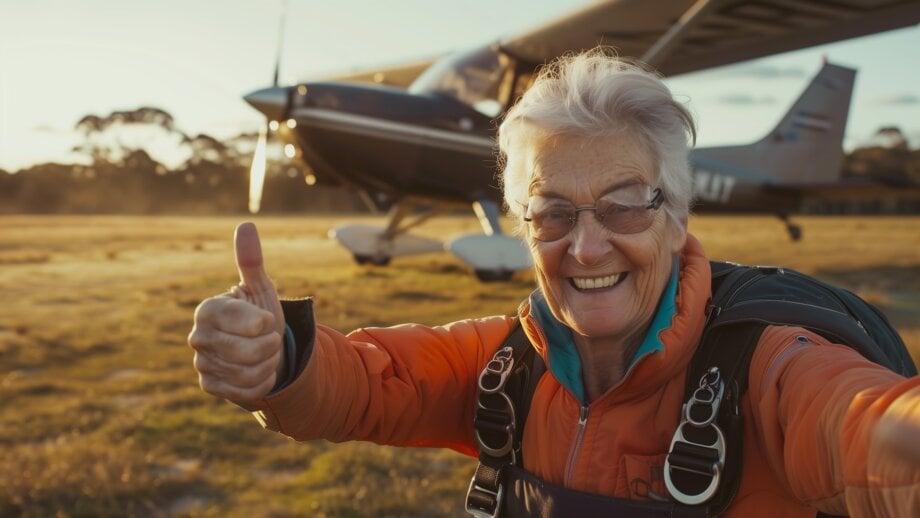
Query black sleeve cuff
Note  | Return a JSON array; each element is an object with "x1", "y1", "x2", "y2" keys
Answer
[{"x1": 269, "y1": 298, "x2": 317, "y2": 393}]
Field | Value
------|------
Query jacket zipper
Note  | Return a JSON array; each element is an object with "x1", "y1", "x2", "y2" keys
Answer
[{"x1": 564, "y1": 405, "x2": 589, "y2": 485}]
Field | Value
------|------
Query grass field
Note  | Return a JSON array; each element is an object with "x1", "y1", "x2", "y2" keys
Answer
[{"x1": 1, "y1": 214, "x2": 918, "y2": 517}]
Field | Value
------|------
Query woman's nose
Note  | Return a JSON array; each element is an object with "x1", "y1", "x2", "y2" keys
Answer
[{"x1": 567, "y1": 213, "x2": 614, "y2": 265}]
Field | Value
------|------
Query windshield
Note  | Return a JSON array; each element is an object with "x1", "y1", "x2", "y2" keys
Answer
[{"x1": 408, "y1": 44, "x2": 514, "y2": 117}]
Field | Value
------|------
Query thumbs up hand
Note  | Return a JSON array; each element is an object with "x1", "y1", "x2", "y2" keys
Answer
[
  {"x1": 188, "y1": 222, "x2": 287, "y2": 403},
  {"x1": 232, "y1": 222, "x2": 286, "y2": 338}
]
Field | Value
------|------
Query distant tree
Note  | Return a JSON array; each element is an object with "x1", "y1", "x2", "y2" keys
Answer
[
  {"x1": 909, "y1": 149, "x2": 920, "y2": 184},
  {"x1": 73, "y1": 106, "x2": 187, "y2": 166},
  {"x1": 8, "y1": 105, "x2": 371, "y2": 214},
  {"x1": 75, "y1": 106, "x2": 176, "y2": 133},
  {"x1": 8, "y1": 163, "x2": 74, "y2": 213},
  {"x1": 844, "y1": 126, "x2": 913, "y2": 185},
  {"x1": 0, "y1": 169, "x2": 22, "y2": 213},
  {"x1": 185, "y1": 133, "x2": 230, "y2": 165},
  {"x1": 870, "y1": 126, "x2": 909, "y2": 151}
]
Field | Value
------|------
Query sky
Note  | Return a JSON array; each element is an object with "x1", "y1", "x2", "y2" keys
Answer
[{"x1": 1, "y1": 0, "x2": 918, "y2": 171}]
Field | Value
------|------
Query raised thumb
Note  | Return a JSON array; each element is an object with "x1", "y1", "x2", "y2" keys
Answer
[
  {"x1": 234, "y1": 222, "x2": 284, "y2": 338},
  {"x1": 234, "y1": 222, "x2": 270, "y2": 289}
]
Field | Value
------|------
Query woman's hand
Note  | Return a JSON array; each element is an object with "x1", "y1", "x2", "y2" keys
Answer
[
  {"x1": 875, "y1": 405, "x2": 920, "y2": 466},
  {"x1": 188, "y1": 222, "x2": 287, "y2": 403}
]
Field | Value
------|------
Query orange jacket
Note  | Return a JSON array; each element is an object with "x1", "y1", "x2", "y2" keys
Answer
[{"x1": 247, "y1": 235, "x2": 920, "y2": 516}]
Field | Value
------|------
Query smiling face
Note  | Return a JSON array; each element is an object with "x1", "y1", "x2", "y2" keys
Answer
[{"x1": 524, "y1": 131, "x2": 688, "y2": 347}]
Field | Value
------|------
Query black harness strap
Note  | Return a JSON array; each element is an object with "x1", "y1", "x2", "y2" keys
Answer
[
  {"x1": 467, "y1": 320, "x2": 542, "y2": 518},
  {"x1": 664, "y1": 262, "x2": 771, "y2": 514},
  {"x1": 502, "y1": 465, "x2": 708, "y2": 518},
  {"x1": 669, "y1": 321, "x2": 763, "y2": 515}
]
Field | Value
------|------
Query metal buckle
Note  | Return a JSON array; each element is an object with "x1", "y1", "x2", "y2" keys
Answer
[
  {"x1": 664, "y1": 422, "x2": 726, "y2": 504},
  {"x1": 466, "y1": 476, "x2": 504, "y2": 518},
  {"x1": 685, "y1": 367, "x2": 724, "y2": 427},
  {"x1": 478, "y1": 347, "x2": 514, "y2": 394},
  {"x1": 664, "y1": 366, "x2": 727, "y2": 505},
  {"x1": 474, "y1": 391, "x2": 517, "y2": 459},
  {"x1": 474, "y1": 346, "x2": 518, "y2": 460}
]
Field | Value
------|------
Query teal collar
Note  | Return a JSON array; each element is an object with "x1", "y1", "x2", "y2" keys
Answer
[
  {"x1": 629, "y1": 256, "x2": 679, "y2": 369},
  {"x1": 527, "y1": 256, "x2": 680, "y2": 404}
]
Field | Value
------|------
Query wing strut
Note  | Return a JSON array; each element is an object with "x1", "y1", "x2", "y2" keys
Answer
[
  {"x1": 641, "y1": 0, "x2": 721, "y2": 69},
  {"x1": 382, "y1": 203, "x2": 444, "y2": 239},
  {"x1": 473, "y1": 199, "x2": 506, "y2": 236},
  {"x1": 330, "y1": 200, "x2": 446, "y2": 266}
]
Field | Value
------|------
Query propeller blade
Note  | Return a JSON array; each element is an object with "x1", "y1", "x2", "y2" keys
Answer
[
  {"x1": 273, "y1": 0, "x2": 288, "y2": 87},
  {"x1": 248, "y1": 122, "x2": 269, "y2": 214},
  {"x1": 247, "y1": 0, "x2": 288, "y2": 214}
]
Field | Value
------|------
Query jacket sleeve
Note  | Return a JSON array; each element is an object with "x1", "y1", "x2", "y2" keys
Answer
[
  {"x1": 748, "y1": 325, "x2": 920, "y2": 517},
  {"x1": 240, "y1": 299, "x2": 516, "y2": 458}
]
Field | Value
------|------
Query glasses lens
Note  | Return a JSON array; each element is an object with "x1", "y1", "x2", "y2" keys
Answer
[
  {"x1": 596, "y1": 186, "x2": 657, "y2": 234},
  {"x1": 524, "y1": 185, "x2": 661, "y2": 241},
  {"x1": 525, "y1": 197, "x2": 574, "y2": 241}
]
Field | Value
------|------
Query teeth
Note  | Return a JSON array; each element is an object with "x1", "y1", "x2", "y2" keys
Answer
[{"x1": 573, "y1": 274, "x2": 621, "y2": 290}]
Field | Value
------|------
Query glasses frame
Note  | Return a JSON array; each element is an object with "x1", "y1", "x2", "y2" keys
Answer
[{"x1": 523, "y1": 187, "x2": 665, "y2": 242}]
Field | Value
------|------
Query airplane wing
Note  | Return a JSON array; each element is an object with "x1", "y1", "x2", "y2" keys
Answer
[
  {"x1": 327, "y1": 58, "x2": 436, "y2": 87},
  {"x1": 304, "y1": 0, "x2": 920, "y2": 87},
  {"x1": 500, "y1": 0, "x2": 920, "y2": 76}
]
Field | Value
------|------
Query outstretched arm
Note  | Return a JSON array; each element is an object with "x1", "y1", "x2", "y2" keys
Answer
[
  {"x1": 749, "y1": 326, "x2": 920, "y2": 517},
  {"x1": 188, "y1": 221, "x2": 516, "y2": 456},
  {"x1": 246, "y1": 314, "x2": 515, "y2": 456}
]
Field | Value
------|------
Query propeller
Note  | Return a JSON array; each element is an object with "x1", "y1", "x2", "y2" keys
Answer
[
  {"x1": 248, "y1": 122, "x2": 269, "y2": 213},
  {"x1": 246, "y1": 0, "x2": 289, "y2": 214}
]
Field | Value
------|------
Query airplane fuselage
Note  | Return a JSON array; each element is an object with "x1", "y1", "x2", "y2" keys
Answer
[
  {"x1": 250, "y1": 59, "x2": 881, "y2": 254},
  {"x1": 688, "y1": 164, "x2": 801, "y2": 214},
  {"x1": 288, "y1": 81, "x2": 810, "y2": 216},
  {"x1": 289, "y1": 82, "x2": 499, "y2": 210}
]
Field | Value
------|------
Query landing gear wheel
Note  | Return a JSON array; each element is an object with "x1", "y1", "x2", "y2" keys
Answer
[
  {"x1": 474, "y1": 269, "x2": 514, "y2": 283},
  {"x1": 354, "y1": 254, "x2": 391, "y2": 266}
]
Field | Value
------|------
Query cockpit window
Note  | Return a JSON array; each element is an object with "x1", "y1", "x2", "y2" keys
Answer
[{"x1": 408, "y1": 44, "x2": 514, "y2": 118}]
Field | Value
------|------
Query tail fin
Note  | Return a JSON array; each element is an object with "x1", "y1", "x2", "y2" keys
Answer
[{"x1": 692, "y1": 62, "x2": 856, "y2": 185}]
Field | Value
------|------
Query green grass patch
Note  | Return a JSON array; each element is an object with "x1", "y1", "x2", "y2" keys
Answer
[{"x1": 1, "y1": 214, "x2": 917, "y2": 515}]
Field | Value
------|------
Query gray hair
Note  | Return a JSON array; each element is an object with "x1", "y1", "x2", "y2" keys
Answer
[{"x1": 498, "y1": 48, "x2": 696, "y2": 229}]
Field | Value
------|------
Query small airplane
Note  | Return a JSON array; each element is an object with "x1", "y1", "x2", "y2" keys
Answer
[
  {"x1": 688, "y1": 59, "x2": 856, "y2": 241},
  {"x1": 243, "y1": 0, "x2": 920, "y2": 281}
]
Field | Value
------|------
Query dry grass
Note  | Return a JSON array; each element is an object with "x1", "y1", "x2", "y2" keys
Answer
[{"x1": 1, "y1": 214, "x2": 918, "y2": 516}]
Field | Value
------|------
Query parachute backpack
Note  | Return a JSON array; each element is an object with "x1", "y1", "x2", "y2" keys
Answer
[{"x1": 466, "y1": 261, "x2": 917, "y2": 518}]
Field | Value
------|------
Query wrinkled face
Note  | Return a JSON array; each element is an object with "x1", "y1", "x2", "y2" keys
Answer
[{"x1": 523, "y1": 132, "x2": 687, "y2": 345}]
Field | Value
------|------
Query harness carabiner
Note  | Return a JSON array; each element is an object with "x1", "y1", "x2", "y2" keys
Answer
[
  {"x1": 664, "y1": 366, "x2": 727, "y2": 505},
  {"x1": 467, "y1": 345, "x2": 522, "y2": 517},
  {"x1": 478, "y1": 346, "x2": 514, "y2": 394}
]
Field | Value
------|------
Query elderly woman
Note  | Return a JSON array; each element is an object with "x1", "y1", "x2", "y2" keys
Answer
[{"x1": 189, "y1": 50, "x2": 920, "y2": 517}]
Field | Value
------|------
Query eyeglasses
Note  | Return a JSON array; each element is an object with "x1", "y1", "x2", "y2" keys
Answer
[{"x1": 523, "y1": 185, "x2": 664, "y2": 242}]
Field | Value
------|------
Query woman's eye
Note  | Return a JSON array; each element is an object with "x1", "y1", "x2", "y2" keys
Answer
[
  {"x1": 603, "y1": 203, "x2": 632, "y2": 216},
  {"x1": 544, "y1": 207, "x2": 573, "y2": 221}
]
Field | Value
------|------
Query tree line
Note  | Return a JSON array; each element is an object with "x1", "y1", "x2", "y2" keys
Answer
[
  {"x1": 0, "y1": 107, "x2": 368, "y2": 215},
  {"x1": 1, "y1": 107, "x2": 918, "y2": 215}
]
